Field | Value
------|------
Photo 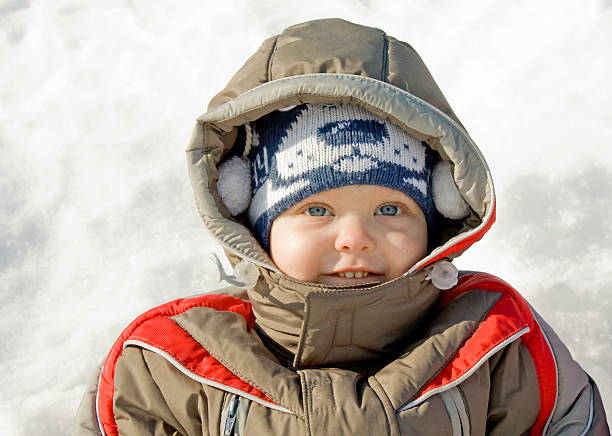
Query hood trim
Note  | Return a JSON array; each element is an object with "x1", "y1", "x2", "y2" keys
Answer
[{"x1": 187, "y1": 73, "x2": 495, "y2": 274}]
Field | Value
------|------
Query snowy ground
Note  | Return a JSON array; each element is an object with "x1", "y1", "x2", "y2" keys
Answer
[{"x1": 1, "y1": 1, "x2": 611, "y2": 434}]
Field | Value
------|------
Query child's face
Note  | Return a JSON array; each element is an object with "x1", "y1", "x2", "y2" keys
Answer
[{"x1": 269, "y1": 185, "x2": 428, "y2": 286}]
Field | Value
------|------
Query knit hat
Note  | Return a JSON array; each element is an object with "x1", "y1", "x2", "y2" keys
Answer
[{"x1": 216, "y1": 104, "x2": 471, "y2": 251}]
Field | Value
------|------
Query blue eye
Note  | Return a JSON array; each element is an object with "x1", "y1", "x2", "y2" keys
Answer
[
  {"x1": 306, "y1": 206, "x2": 331, "y2": 216},
  {"x1": 376, "y1": 204, "x2": 401, "y2": 216}
]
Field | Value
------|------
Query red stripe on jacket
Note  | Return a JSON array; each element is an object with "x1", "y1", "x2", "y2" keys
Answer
[
  {"x1": 129, "y1": 316, "x2": 277, "y2": 402},
  {"x1": 96, "y1": 294, "x2": 256, "y2": 436},
  {"x1": 429, "y1": 273, "x2": 558, "y2": 436},
  {"x1": 414, "y1": 292, "x2": 529, "y2": 400}
]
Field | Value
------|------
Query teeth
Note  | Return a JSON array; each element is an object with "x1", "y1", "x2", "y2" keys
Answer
[{"x1": 337, "y1": 271, "x2": 369, "y2": 278}]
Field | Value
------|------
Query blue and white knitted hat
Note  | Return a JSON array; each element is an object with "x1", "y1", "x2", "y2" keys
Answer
[{"x1": 216, "y1": 104, "x2": 471, "y2": 251}]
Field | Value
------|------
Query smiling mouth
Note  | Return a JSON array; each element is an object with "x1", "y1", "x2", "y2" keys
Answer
[
  {"x1": 321, "y1": 272, "x2": 383, "y2": 287},
  {"x1": 336, "y1": 271, "x2": 369, "y2": 278},
  {"x1": 320, "y1": 270, "x2": 383, "y2": 286}
]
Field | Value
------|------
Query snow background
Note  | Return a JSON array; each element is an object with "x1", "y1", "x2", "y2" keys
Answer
[{"x1": 1, "y1": 0, "x2": 611, "y2": 433}]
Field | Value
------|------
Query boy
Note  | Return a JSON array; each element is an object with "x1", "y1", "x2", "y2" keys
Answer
[{"x1": 74, "y1": 18, "x2": 608, "y2": 435}]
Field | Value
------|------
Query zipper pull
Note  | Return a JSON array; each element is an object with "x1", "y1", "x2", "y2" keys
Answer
[{"x1": 223, "y1": 395, "x2": 240, "y2": 436}]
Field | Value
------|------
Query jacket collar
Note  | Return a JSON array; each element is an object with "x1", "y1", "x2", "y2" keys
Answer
[{"x1": 247, "y1": 266, "x2": 439, "y2": 368}]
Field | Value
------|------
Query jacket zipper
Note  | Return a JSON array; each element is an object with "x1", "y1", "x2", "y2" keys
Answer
[{"x1": 223, "y1": 395, "x2": 240, "y2": 436}]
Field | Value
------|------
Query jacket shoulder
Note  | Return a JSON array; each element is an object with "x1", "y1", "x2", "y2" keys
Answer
[
  {"x1": 438, "y1": 272, "x2": 608, "y2": 435},
  {"x1": 448, "y1": 272, "x2": 558, "y2": 433},
  {"x1": 96, "y1": 293, "x2": 254, "y2": 436}
]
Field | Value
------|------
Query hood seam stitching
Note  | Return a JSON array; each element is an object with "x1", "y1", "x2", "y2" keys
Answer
[
  {"x1": 381, "y1": 34, "x2": 389, "y2": 82},
  {"x1": 266, "y1": 36, "x2": 279, "y2": 82}
]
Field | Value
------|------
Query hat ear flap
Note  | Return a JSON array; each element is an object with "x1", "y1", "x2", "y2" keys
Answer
[
  {"x1": 217, "y1": 156, "x2": 251, "y2": 216},
  {"x1": 432, "y1": 161, "x2": 470, "y2": 220}
]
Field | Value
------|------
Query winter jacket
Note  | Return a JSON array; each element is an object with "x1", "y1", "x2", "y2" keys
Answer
[{"x1": 72, "y1": 18, "x2": 609, "y2": 435}]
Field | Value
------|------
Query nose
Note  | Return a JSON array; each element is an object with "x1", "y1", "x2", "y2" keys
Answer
[{"x1": 334, "y1": 216, "x2": 375, "y2": 252}]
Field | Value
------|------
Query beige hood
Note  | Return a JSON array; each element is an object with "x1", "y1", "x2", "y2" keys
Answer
[{"x1": 186, "y1": 18, "x2": 496, "y2": 367}]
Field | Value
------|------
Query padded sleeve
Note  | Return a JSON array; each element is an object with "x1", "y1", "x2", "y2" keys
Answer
[
  {"x1": 533, "y1": 311, "x2": 610, "y2": 435},
  {"x1": 71, "y1": 364, "x2": 104, "y2": 436}
]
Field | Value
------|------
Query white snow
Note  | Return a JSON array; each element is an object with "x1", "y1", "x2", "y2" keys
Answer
[{"x1": 1, "y1": 1, "x2": 610, "y2": 433}]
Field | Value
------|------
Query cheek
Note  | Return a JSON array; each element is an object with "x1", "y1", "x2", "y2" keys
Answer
[
  {"x1": 269, "y1": 221, "x2": 323, "y2": 281},
  {"x1": 384, "y1": 226, "x2": 428, "y2": 277}
]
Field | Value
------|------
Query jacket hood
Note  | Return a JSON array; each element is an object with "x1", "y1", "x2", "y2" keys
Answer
[{"x1": 186, "y1": 18, "x2": 496, "y2": 367}]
